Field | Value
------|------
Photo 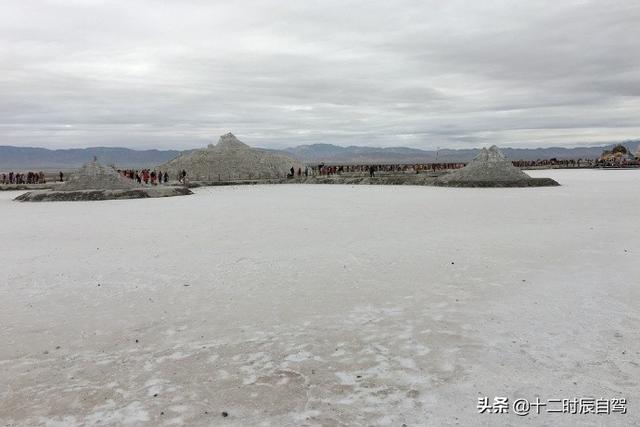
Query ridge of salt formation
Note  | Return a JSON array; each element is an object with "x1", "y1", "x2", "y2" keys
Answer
[{"x1": 159, "y1": 133, "x2": 303, "y2": 181}]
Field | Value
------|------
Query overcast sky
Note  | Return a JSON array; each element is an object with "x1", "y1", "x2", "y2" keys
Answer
[{"x1": 1, "y1": 0, "x2": 639, "y2": 150}]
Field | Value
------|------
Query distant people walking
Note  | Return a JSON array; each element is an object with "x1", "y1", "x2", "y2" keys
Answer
[
  {"x1": 0, "y1": 170, "x2": 46, "y2": 184},
  {"x1": 59, "y1": 171, "x2": 64, "y2": 182},
  {"x1": 369, "y1": 165, "x2": 375, "y2": 178}
]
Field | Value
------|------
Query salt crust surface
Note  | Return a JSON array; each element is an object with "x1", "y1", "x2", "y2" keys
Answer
[{"x1": 0, "y1": 169, "x2": 638, "y2": 426}]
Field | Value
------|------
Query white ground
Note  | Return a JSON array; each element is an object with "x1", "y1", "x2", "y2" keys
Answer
[{"x1": 1, "y1": 169, "x2": 639, "y2": 426}]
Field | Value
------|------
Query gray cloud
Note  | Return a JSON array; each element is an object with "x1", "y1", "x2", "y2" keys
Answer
[{"x1": 1, "y1": 0, "x2": 639, "y2": 149}]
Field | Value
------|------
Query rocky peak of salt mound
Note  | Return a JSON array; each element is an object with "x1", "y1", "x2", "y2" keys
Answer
[
  {"x1": 57, "y1": 158, "x2": 137, "y2": 191},
  {"x1": 207, "y1": 132, "x2": 250, "y2": 151},
  {"x1": 477, "y1": 145, "x2": 507, "y2": 162}
]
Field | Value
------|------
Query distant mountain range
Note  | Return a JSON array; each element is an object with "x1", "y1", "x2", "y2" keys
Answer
[
  {"x1": 0, "y1": 146, "x2": 183, "y2": 169},
  {"x1": 280, "y1": 140, "x2": 640, "y2": 164},
  {"x1": 1, "y1": 140, "x2": 638, "y2": 169}
]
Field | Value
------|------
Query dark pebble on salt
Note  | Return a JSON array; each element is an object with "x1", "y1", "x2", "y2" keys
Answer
[{"x1": 222, "y1": 411, "x2": 229, "y2": 417}]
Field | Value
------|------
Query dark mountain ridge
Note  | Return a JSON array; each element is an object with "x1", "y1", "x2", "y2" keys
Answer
[
  {"x1": 0, "y1": 146, "x2": 183, "y2": 169},
  {"x1": 1, "y1": 140, "x2": 638, "y2": 169}
]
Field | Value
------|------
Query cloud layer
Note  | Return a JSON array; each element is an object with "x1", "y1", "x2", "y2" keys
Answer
[{"x1": 1, "y1": 0, "x2": 639, "y2": 149}]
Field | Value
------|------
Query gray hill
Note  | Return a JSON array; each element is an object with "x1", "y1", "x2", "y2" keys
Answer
[
  {"x1": 0, "y1": 146, "x2": 182, "y2": 169},
  {"x1": 439, "y1": 146, "x2": 530, "y2": 182},
  {"x1": 436, "y1": 146, "x2": 559, "y2": 187},
  {"x1": 159, "y1": 133, "x2": 303, "y2": 180},
  {"x1": 58, "y1": 158, "x2": 138, "y2": 191}
]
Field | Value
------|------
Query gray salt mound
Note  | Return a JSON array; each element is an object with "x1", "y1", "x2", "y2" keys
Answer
[
  {"x1": 158, "y1": 133, "x2": 303, "y2": 181},
  {"x1": 57, "y1": 158, "x2": 137, "y2": 191},
  {"x1": 435, "y1": 145, "x2": 559, "y2": 187}
]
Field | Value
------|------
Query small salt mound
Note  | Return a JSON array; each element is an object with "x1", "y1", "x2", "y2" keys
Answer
[
  {"x1": 436, "y1": 145, "x2": 559, "y2": 187},
  {"x1": 158, "y1": 133, "x2": 303, "y2": 181},
  {"x1": 57, "y1": 158, "x2": 137, "y2": 191}
]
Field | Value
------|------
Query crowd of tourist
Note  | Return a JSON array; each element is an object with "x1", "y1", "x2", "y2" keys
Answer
[
  {"x1": 298, "y1": 154, "x2": 640, "y2": 177},
  {"x1": 117, "y1": 169, "x2": 169, "y2": 185},
  {"x1": 286, "y1": 167, "x2": 309, "y2": 178},
  {"x1": 3, "y1": 154, "x2": 638, "y2": 187},
  {"x1": 310, "y1": 158, "x2": 628, "y2": 176},
  {"x1": 1, "y1": 168, "x2": 190, "y2": 186},
  {"x1": 312, "y1": 162, "x2": 467, "y2": 176},
  {"x1": 1, "y1": 171, "x2": 48, "y2": 184},
  {"x1": 512, "y1": 159, "x2": 597, "y2": 168},
  {"x1": 117, "y1": 169, "x2": 190, "y2": 184},
  {"x1": 594, "y1": 157, "x2": 639, "y2": 168}
]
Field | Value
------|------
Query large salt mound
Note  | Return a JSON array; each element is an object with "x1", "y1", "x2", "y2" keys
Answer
[
  {"x1": 159, "y1": 133, "x2": 303, "y2": 181},
  {"x1": 435, "y1": 145, "x2": 559, "y2": 187},
  {"x1": 57, "y1": 158, "x2": 137, "y2": 191}
]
